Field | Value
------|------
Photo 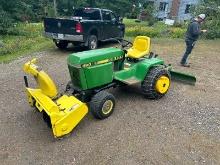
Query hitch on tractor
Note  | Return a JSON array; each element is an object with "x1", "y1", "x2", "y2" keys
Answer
[{"x1": 23, "y1": 36, "x2": 196, "y2": 138}]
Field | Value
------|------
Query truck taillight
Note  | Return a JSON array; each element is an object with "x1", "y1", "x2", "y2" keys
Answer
[{"x1": 76, "y1": 22, "x2": 83, "y2": 33}]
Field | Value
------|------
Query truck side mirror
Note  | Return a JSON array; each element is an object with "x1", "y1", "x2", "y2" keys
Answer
[{"x1": 112, "y1": 18, "x2": 117, "y2": 23}]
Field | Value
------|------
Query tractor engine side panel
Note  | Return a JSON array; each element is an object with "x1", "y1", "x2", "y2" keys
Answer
[
  {"x1": 84, "y1": 62, "x2": 113, "y2": 89},
  {"x1": 68, "y1": 65, "x2": 88, "y2": 90}
]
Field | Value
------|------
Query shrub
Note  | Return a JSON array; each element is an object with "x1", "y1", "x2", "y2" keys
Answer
[
  {"x1": 126, "y1": 26, "x2": 161, "y2": 38},
  {"x1": 205, "y1": 30, "x2": 220, "y2": 39},
  {"x1": 148, "y1": 18, "x2": 156, "y2": 26},
  {"x1": 124, "y1": 20, "x2": 186, "y2": 38},
  {"x1": 169, "y1": 28, "x2": 186, "y2": 38},
  {"x1": 125, "y1": 13, "x2": 137, "y2": 19},
  {"x1": 0, "y1": 10, "x2": 14, "y2": 35},
  {"x1": 124, "y1": 18, "x2": 148, "y2": 28}
]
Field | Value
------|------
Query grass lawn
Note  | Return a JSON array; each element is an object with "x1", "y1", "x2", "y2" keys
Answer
[
  {"x1": 0, "y1": 19, "x2": 214, "y2": 63},
  {"x1": 0, "y1": 23, "x2": 53, "y2": 63},
  {"x1": 0, "y1": 35, "x2": 53, "y2": 63}
]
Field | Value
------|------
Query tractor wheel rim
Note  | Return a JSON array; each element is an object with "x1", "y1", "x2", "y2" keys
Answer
[
  {"x1": 91, "y1": 39, "x2": 97, "y2": 49},
  {"x1": 155, "y1": 76, "x2": 170, "y2": 94},
  {"x1": 102, "y1": 100, "x2": 113, "y2": 115}
]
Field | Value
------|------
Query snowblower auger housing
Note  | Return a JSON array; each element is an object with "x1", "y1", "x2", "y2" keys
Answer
[{"x1": 23, "y1": 59, "x2": 88, "y2": 138}]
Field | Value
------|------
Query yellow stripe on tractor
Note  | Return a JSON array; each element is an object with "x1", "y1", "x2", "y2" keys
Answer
[{"x1": 23, "y1": 59, "x2": 88, "y2": 138}]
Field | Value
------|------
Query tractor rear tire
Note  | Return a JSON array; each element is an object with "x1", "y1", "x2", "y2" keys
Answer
[
  {"x1": 141, "y1": 66, "x2": 171, "y2": 99},
  {"x1": 90, "y1": 91, "x2": 115, "y2": 119},
  {"x1": 55, "y1": 40, "x2": 68, "y2": 50}
]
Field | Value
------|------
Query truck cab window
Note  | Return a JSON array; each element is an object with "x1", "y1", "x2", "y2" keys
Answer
[
  {"x1": 110, "y1": 13, "x2": 117, "y2": 22},
  {"x1": 74, "y1": 9, "x2": 101, "y2": 20},
  {"x1": 102, "y1": 11, "x2": 111, "y2": 21}
]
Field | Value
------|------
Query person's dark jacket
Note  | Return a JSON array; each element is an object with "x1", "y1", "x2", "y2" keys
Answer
[{"x1": 185, "y1": 20, "x2": 201, "y2": 41}]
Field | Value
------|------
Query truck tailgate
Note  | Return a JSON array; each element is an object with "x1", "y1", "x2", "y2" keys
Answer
[{"x1": 44, "y1": 18, "x2": 78, "y2": 35}]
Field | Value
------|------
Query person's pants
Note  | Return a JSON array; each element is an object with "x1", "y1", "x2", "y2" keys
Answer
[{"x1": 181, "y1": 40, "x2": 195, "y2": 64}]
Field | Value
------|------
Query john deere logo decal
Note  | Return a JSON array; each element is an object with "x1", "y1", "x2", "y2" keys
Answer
[{"x1": 58, "y1": 22, "x2": 61, "y2": 28}]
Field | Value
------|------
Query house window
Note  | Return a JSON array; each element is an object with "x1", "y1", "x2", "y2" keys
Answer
[
  {"x1": 159, "y1": 2, "x2": 168, "y2": 11},
  {"x1": 185, "y1": 4, "x2": 191, "y2": 14}
]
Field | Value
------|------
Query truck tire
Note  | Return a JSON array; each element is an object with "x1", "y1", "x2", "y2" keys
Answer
[
  {"x1": 141, "y1": 66, "x2": 171, "y2": 99},
  {"x1": 88, "y1": 35, "x2": 98, "y2": 50},
  {"x1": 55, "y1": 40, "x2": 68, "y2": 50},
  {"x1": 90, "y1": 91, "x2": 115, "y2": 119},
  {"x1": 119, "y1": 30, "x2": 124, "y2": 39}
]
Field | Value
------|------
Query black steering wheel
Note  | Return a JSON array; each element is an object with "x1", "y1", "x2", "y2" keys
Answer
[
  {"x1": 111, "y1": 38, "x2": 133, "y2": 62},
  {"x1": 116, "y1": 38, "x2": 133, "y2": 50},
  {"x1": 110, "y1": 38, "x2": 133, "y2": 50},
  {"x1": 121, "y1": 39, "x2": 133, "y2": 49},
  {"x1": 112, "y1": 38, "x2": 132, "y2": 57}
]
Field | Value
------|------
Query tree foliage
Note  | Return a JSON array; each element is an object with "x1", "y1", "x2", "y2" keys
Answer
[
  {"x1": 192, "y1": 0, "x2": 220, "y2": 39},
  {"x1": 57, "y1": 0, "x2": 139, "y2": 17},
  {"x1": 0, "y1": 0, "x2": 144, "y2": 34},
  {"x1": 0, "y1": 0, "x2": 53, "y2": 34}
]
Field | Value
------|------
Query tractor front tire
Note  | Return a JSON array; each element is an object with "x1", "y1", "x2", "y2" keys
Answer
[
  {"x1": 141, "y1": 66, "x2": 171, "y2": 99},
  {"x1": 90, "y1": 91, "x2": 115, "y2": 119},
  {"x1": 55, "y1": 40, "x2": 68, "y2": 50}
]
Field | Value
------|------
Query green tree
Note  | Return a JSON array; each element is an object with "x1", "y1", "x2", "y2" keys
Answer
[
  {"x1": 192, "y1": 0, "x2": 220, "y2": 39},
  {"x1": 56, "y1": 0, "x2": 139, "y2": 17}
]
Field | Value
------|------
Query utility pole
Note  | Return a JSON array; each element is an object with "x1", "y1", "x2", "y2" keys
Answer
[{"x1": 53, "y1": 0, "x2": 57, "y2": 17}]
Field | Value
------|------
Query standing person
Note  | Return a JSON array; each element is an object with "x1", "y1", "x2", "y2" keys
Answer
[{"x1": 180, "y1": 14, "x2": 207, "y2": 67}]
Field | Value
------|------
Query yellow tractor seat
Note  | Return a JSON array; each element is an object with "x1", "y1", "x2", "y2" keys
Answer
[{"x1": 127, "y1": 36, "x2": 151, "y2": 59}]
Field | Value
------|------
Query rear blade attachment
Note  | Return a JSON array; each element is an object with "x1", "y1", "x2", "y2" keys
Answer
[{"x1": 169, "y1": 70, "x2": 196, "y2": 85}]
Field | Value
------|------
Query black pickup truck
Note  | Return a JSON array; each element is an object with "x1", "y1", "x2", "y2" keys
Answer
[{"x1": 44, "y1": 8, "x2": 125, "y2": 50}]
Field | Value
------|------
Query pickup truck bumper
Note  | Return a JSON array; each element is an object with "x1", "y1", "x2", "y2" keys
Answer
[{"x1": 44, "y1": 32, "x2": 84, "y2": 42}]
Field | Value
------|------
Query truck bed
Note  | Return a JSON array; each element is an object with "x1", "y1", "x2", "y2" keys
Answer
[{"x1": 44, "y1": 18, "x2": 78, "y2": 35}]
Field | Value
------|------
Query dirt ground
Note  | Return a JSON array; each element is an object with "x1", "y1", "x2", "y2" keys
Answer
[{"x1": 0, "y1": 39, "x2": 220, "y2": 165}]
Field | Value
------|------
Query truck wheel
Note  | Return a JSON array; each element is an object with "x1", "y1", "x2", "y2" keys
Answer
[
  {"x1": 55, "y1": 40, "x2": 68, "y2": 49},
  {"x1": 141, "y1": 66, "x2": 171, "y2": 99},
  {"x1": 88, "y1": 35, "x2": 98, "y2": 50},
  {"x1": 90, "y1": 91, "x2": 115, "y2": 119}
]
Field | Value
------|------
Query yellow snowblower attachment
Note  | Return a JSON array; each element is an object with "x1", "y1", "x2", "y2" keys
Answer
[{"x1": 23, "y1": 59, "x2": 88, "y2": 138}]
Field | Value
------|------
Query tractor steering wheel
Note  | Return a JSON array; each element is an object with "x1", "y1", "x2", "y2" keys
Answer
[
  {"x1": 121, "y1": 39, "x2": 133, "y2": 49},
  {"x1": 115, "y1": 38, "x2": 133, "y2": 53},
  {"x1": 113, "y1": 38, "x2": 133, "y2": 62}
]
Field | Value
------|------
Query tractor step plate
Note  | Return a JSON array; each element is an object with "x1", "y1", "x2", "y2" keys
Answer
[{"x1": 120, "y1": 77, "x2": 140, "y2": 85}]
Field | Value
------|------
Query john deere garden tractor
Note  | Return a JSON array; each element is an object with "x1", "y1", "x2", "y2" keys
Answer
[{"x1": 23, "y1": 36, "x2": 196, "y2": 138}]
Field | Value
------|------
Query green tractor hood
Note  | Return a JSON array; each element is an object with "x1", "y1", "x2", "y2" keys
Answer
[{"x1": 67, "y1": 47, "x2": 124, "y2": 65}]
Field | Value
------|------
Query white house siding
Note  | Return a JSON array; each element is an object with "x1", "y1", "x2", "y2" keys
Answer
[
  {"x1": 145, "y1": 0, "x2": 200, "y2": 22},
  {"x1": 154, "y1": 0, "x2": 173, "y2": 19},
  {"x1": 177, "y1": 0, "x2": 200, "y2": 21}
]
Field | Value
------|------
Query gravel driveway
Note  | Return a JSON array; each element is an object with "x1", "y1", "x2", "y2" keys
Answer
[{"x1": 0, "y1": 39, "x2": 220, "y2": 165}]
